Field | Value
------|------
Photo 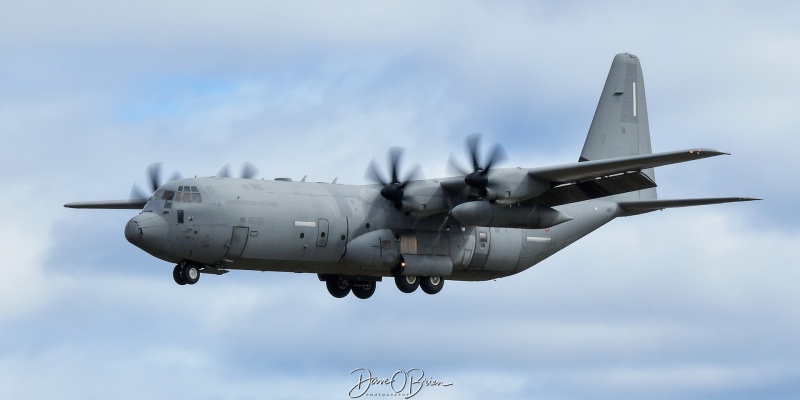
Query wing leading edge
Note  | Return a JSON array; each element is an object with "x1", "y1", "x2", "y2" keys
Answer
[
  {"x1": 64, "y1": 199, "x2": 147, "y2": 209},
  {"x1": 528, "y1": 148, "x2": 727, "y2": 183}
]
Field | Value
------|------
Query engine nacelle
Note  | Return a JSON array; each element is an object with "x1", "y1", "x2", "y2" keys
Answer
[
  {"x1": 481, "y1": 188, "x2": 497, "y2": 201},
  {"x1": 405, "y1": 181, "x2": 449, "y2": 218},
  {"x1": 451, "y1": 201, "x2": 572, "y2": 229},
  {"x1": 486, "y1": 169, "x2": 550, "y2": 204}
]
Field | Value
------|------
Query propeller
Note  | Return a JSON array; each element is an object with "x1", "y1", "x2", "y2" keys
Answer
[
  {"x1": 447, "y1": 133, "x2": 507, "y2": 198},
  {"x1": 366, "y1": 147, "x2": 421, "y2": 210},
  {"x1": 216, "y1": 162, "x2": 259, "y2": 179},
  {"x1": 130, "y1": 163, "x2": 182, "y2": 201}
]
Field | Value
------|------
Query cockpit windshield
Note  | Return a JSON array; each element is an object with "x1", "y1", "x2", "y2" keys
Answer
[
  {"x1": 145, "y1": 185, "x2": 202, "y2": 210},
  {"x1": 169, "y1": 186, "x2": 202, "y2": 204}
]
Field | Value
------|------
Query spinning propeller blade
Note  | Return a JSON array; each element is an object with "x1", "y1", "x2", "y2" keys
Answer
[
  {"x1": 130, "y1": 163, "x2": 183, "y2": 201},
  {"x1": 217, "y1": 162, "x2": 259, "y2": 179},
  {"x1": 366, "y1": 147, "x2": 421, "y2": 210},
  {"x1": 448, "y1": 133, "x2": 507, "y2": 198}
]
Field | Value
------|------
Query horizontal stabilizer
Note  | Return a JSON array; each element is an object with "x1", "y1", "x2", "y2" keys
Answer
[
  {"x1": 529, "y1": 148, "x2": 727, "y2": 184},
  {"x1": 618, "y1": 197, "x2": 760, "y2": 216},
  {"x1": 64, "y1": 199, "x2": 147, "y2": 209}
]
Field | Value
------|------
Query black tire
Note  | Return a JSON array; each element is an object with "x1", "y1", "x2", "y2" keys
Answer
[
  {"x1": 352, "y1": 281, "x2": 376, "y2": 299},
  {"x1": 173, "y1": 264, "x2": 187, "y2": 285},
  {"x1": 181, "y1": 263, "x2": 200, "y2": 285},
  {"x1": 420, "y1": 276, "x2": 444, "y2": 295},
  {"x1": 394, "y1": 275, "x2": 419, "y2": 293},
  {"x1": 326, "y1": 279, "x2": 350, "y2": 298}
]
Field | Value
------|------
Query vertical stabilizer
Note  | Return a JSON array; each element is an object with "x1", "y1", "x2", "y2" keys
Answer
[{"x1": 580, "y1": 53, "x2": 656, "y2": 200}]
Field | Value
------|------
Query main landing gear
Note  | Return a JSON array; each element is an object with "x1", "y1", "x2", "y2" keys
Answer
[
  {"x1": 396, "y1": 275, "x2": 443, "y2": 294},
  {"x1": 320, "y1": 274, "x2": 444, "y2": 298},
  {"x1": 419, "y1": 276, "x2": 444, "y2": 294},
  {"x1": 173, "y1": 262, "x2": 200, "y2": 285},
  {"x1": 323, "y1": 276, "x2": 378, "y2": 299}
]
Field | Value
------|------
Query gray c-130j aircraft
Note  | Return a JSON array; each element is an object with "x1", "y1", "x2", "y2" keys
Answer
[{"x1": 66, "y1": 53, "x2": 757, "y2": 299}]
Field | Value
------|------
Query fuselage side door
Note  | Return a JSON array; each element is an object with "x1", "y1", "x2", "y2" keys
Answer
[
  {"x1": 224, "y1": 226, "x2": 250, "y2": 261},
  {"x1": 468, "y1": 226, "x2": 490, "y2": 269}
]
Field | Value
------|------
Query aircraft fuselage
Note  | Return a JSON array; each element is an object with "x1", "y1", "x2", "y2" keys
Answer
[{"x1": 125, "y1": 176, "x2": 618, "y2": 282}]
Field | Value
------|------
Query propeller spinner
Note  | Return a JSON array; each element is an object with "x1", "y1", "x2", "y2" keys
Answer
[
  {"x1": 366, "y1": 147, "x2": 421, "y2": 210},
  {"x1": 448, "y1": 134, "x2": 507, "y2": 198}
]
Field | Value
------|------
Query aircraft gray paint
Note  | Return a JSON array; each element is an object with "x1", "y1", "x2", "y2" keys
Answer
[{"x1": 65, "y1": 53, "x2": 757, "y2": 299}]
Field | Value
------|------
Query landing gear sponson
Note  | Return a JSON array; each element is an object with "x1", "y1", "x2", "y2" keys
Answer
[{"x1": 317, "y1": 274, "x2": 444, "y2": 299}]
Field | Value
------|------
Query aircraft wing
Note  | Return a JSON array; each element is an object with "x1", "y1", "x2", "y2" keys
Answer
[
  {"x1": 64, "y1": 199, "x2": 147, "y2": 209},
  {"x1": 617, "y1": 197, "x2": 760, "y2": 216},
  {"x1": 528, "y1": 148, "x2": 727, "y2": 183}
]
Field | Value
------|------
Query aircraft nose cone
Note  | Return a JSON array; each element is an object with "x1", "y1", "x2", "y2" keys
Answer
[{"x1": 125, "y1": 212, "x2": 168, "y2": 254}]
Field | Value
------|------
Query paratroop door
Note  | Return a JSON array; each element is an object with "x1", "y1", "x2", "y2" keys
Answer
[{"x1": 224, "y1": 226, "x2": 250, "y2": 261}]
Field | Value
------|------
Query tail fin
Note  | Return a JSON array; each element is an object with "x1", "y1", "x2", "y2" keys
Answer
[{"x1": 580, "y1": 53, "x2": 656, "y2": 200}]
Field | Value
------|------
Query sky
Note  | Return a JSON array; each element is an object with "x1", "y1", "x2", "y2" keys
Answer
[{"x1": 1, "y1": 1, "x2": 798, "y2": 399}]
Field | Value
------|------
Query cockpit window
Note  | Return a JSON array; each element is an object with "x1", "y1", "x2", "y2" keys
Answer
[{"x1": 174, "y1": 185, "x2": 202, "y2": 203}]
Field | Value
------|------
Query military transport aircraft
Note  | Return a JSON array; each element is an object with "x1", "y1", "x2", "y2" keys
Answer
[{"x1": 65, "y1": 53, "x2": 757, "y2": 299}]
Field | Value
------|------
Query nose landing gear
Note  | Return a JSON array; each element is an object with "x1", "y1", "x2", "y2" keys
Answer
[{"x1": 173, "y1": 262, "x2": 200, "y2": 285}]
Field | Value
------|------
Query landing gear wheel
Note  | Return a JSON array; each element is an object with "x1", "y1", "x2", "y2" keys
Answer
[
  {"x1": 181, "y1": 263, "x2": 200, "y2": 285},
  {"x1": 326, "y1": 279, "x2": 351, "y2": 298},
  {"x1": 395, "y1": 275, "x2": 420, "y2": 293},
  {"x1": 420, "y1": 276, "x2": 444, "y2": 295},
  {"x1": 352, "y1": 281, "x2": 376, "y2": 299},
  {"x1": 173, "y1": 264, "x2": 187, "y2": 285}
]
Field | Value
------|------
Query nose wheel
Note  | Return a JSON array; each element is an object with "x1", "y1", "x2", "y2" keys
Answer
[
  {"x1": 173, "y1": 263, "x2": 200, "y2": 285},
  {"x1": 173, "y1": 265, "x2": 186, "y2": 285}
]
